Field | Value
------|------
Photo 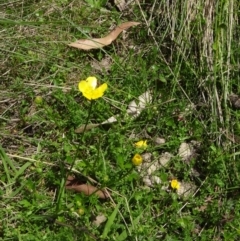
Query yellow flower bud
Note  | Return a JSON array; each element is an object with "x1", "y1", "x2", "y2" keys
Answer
[
  {"x1": 132, "y1": 154, "x2": 143, "y2": 166},
  {"x1": 34, "y1": 96, "x2": 43, "y2": 105},
  {"x1": 77, "y1": 208, "x2": 85, "y2": 215}
]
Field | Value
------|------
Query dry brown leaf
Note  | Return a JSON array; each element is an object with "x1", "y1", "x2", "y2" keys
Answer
[
  {"x1": 66, "y1": 176, "x2": 108, "y2": 199},
  {"x1": 68, "y1": 22, "x2": 140, "y2": 50},
  {"x1": 75, "y1": 123, "x2": 100, "y2": 134},
  {"x1": 66, "y1": 183, "x2": 108, "y2": 199},
  {"x1": 66, "y1": 175, "x2": 75, "y2": 185},
  {"x1": 75, "y1": 118, "x2": 118, "y2": 133}
]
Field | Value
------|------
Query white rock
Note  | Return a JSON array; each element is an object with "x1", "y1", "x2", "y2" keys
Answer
[
  {"x1": 138, "y1": 90, "x2": 153, "y2": 109},
  {"x1": 147, "y1": 163, "x2": 158, "y2": 175},
  {"x1": 101, "y1": 115, "x2": 118, "y2": 124},
  {"x1": 153, "y1": 137, "x2": 166, "y2": 145},
  {"x1": 136, "y1": 164, "x2": 142, "y2": 173},
  {"x1": 143, "y1": 176, "x2": 152, "y2": 187},
  {"x1": 161, "y1": 184, "x2": 169, "y2": 191},
  {"x1": 114, "y1": 0, "x2": 127, "y2": 11},
  {"x1": 190, "y1": 168, "x2": 200, "y2": 177},
  {"x1": 150, "y1": 176, "x2": 161, "y2": 185},
  {"x1": 127, "y1": 100, "x2": 139, "y2": 115},
  {"x1": 158, "y1": 152, "x2": 173, "y2": 167},
  {"x1": 176, "y1": 181, "x2": 196, "y2": 197},
  {"x1": 93, "y1": 214, "x2": 107, "y2": 227},
  {"x1": 178, "y1": 142, "x2": 193, "y2": 161},
  {"x1": 140, "y1": 162, "x2": 149, "y2": 171},
  {"x1": 127, "y1": 90, "x2": 153, "y2": 118},
  {"x1": 142, "y1": 153, "x2": 152, "y2": 162}
]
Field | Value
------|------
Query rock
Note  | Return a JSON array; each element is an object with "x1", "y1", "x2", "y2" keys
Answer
[
  {"x1": 150, "y1": 176, "x2": 161, "y2": 185},
  {"x1": 153, "y1": 137, "x2": 166, "y2": 145},
  {"x1": 158, "y1": 152, "x2": 173, "y2": 167},
  {"x1": 92, "y1": 214, "x2": 107, "y2": 227},
  {"x1": 176, "y1": 181, "x2": 196, "y2": 197},
  {"x1": 178, "y1": 142, "x2": 193, "y2": 162},
  {"x1": 143, "y1": 176, "x2": 152, "y2": 187},
  {"x1": 142, "y1": 153, "x2": 152, "y2": 162},
  {"x1": 147, "y1": 163, "x2": 158, "y2": 175}
]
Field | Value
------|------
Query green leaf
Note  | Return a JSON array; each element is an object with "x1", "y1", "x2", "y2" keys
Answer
[
  {"x1": 0, "y1": 144, "x2": 17, "y2": 183},
  {"x1": 12, "y1": 162, "x2": 32, "y2": 181},
  {"x1": 5, "y1": 180, "x2": 28, "y2": 203},
  {"x1": 102, "y1": 202, "x2": 121, "y2": 238},
  {"x1": 159, "y1": 74, "x2": 167, "y2": 83},
  {"x1": 116, "y1": 210, "x2": 144, "y2": 241}
]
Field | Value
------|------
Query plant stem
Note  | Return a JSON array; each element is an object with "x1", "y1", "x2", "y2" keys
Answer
[{"x1": 55, "y1": 100, "x2": 94, "y2": 213}]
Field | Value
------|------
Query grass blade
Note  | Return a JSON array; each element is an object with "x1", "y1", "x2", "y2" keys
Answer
[
  {"x1": 5, "y1": 180, "x2": 28, "y2": 203},
  {"x1": 102, "y1": 202, "x2": 121, "y2": 238},
  {"x1": 116, "y1": 210, "x2": 144, "y2": 241},
  {"x1": 12, "y1": 162, "x2": 32, "y2": 181},
  {"x1": 0, "y1": 144, "x2": 17, "y2": 183}
]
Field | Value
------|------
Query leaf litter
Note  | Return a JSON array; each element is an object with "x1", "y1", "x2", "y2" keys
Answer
[
  {"x1": 68, "y1": 22, "x2": 140, "y2": 50},
  {"x1": 66, "y1": 176, "x2": 108, "y2": 199}
]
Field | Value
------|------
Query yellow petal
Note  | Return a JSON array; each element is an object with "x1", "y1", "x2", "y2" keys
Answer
[
  {"x1": 86, "y1": 76, "x2": 97, "y2": 89},
  {"x1": 79, "y1": 80, "x2": 107, "y2": 100},
  {"x1": 171, "y1": 179, "x2": 180, "y2": 190},
  {"x1": 98, "y1": 83, "x2": 108, "y2": 92},
  {"x1": 90, "y1": 90, "x2": 103, "y2": 99},
  {"x1": 90, "y1": 83, "x2": 108, "y2": 100},
  {"x1": 95, "y1": 83, "x2": 108, "y2": 95},
  {"x1": 135, "y1": 140, "x2": 147, "y2": 148},
  {"x1": 82, "y1": 91, "x2": 94, "y2": 100},
  {"x1": 78, "y1": 80, "x2": 93, "y2": 92}
]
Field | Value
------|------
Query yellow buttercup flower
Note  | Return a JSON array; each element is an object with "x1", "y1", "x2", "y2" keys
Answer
[
  {"x1": 134, "y1": 140, "x2": 147, "y2": 148},
  {"x1": 132, "y1": 154, "x2": 143, "y2": 166},
  {"x1": 171, "y1": 179, "x2": 180, "y2": 190},
  {"x1": 78, "y1": 76, "x2": 107, "y2": 100}
]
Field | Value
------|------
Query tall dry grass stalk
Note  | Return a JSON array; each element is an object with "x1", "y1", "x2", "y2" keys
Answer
[{"x1": 142, "y1": 0, "x2": 237, "y2": 143}]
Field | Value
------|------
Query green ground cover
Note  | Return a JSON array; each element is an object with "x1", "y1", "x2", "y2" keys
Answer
[{"x1": 1, "y1": 0, "x2": 240, "y2": 240}]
